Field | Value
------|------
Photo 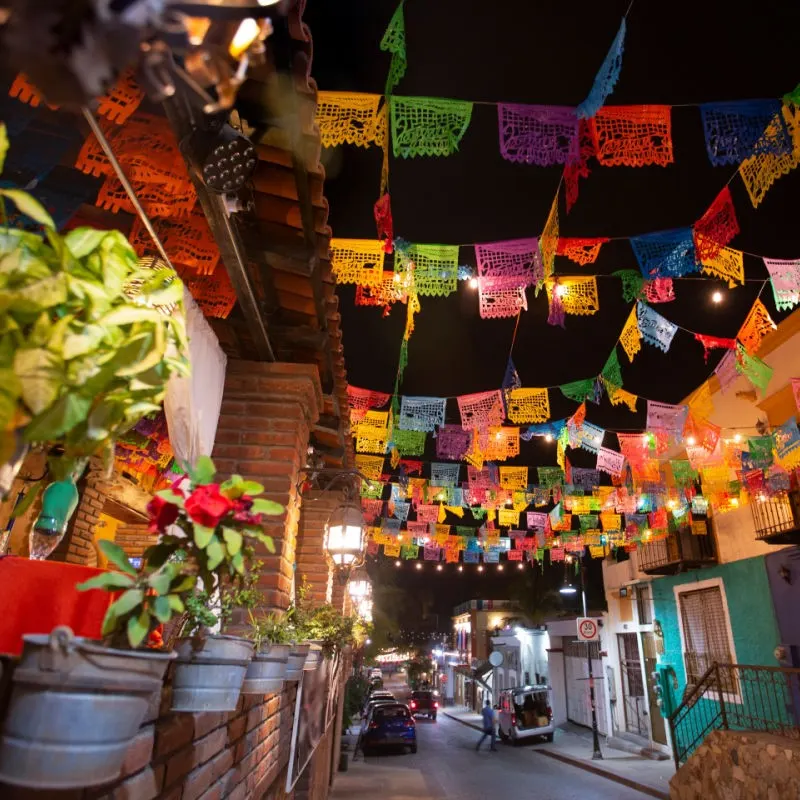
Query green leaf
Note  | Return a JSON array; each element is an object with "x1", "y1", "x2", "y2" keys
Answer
[
  {"x1": 253, "y1": 531, "x2": 276, "y2": 553},
  {"x1": 98, "y1": 540, "x2": 137, "y2": 576},
  {"x1": 222, "y1": 527, "x2": 243, "y2": 556},
  {"x1": 147, "y1": 568, "x2": 172, "y2": 596},
  {"x1": 2, "y1": 273, "x2": 68, "y2": 315},
  {"x1": 109, "y1": 589, "x2": 145, "y2": 617},
  {"x1": 64, "y1": 228, "x2": 108, "y2": 259},
  {"x1": 98, "y1": 306, "x2": 164, "y2": 328},
  {"x1": 62, "y1": 324, "x2": 107, "y2": 360},
  {"x1": 101, "y1": 606, "x2": 118, "y2": 637},
  {"x1": 127, "y1": 609, "x2": 151, "y2": 648},
  {"x1": 168, "y1": 595, "x2": 186, "y2": 613},
  {"x1": 206, "y1": 535, "x2": 225, "y2": 570},
  {"x1": 241, "y1": 481, "x2": 265, "y2": 496},
  {"x1": 156, "y1": 488, "x2": 185, "y2": 508},
  {"x1": 251, "y1": 498, "x2": 284, "y2": 516},
  {"x1": 76, "y1": 572, "x2": 136, "y2": 592},
  {"x1": 231, "y1": 551, "x2": 245, "y2": 575},
  {"x1": 220, "y1": 475, "x2": 244, "y2": 499},
  {"x1": 13, "y1": 347, "x2": 63, "y2": 415},
  {"x1": 193, "y1": 523, "x2": 215, "y2": 549},
  {"x1": 192, "y1": 455, "x2": 216, "y2": 485},
  {"x1": 170, "y1": 575, "x2": 196, "y2": 594},
  {"x1": 0, "y1": 123, "x2": 8, "y2": 174},
  {"x1": 23, "y1": 392, "x2": 92, "y2": 442},
  {"x1": 10, "y1": 481, "x2": 43, "y2": 519},
  {"x1": 141, "y1": 542, "x2": 174, "y2": 570},
  {"x1": 152, "y1": 595, "x2": 172, "y2": 624},
  {"x1": 0, "y1": 189, "x2": 55, "y2": 229}
]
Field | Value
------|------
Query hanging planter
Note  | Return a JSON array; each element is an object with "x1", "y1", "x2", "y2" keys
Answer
[
  {"x1": 304, "y1": 642, "x2": 324, "y2": 671},
  {"x1": 241, "y1": 643, "x2": 291, "y2": 695},
  {"x1": 286, "y1": 643, "x2": 310, "y2": 682},
  {"x1": 171, "y1": 634, "x2": 254, "y2": 712},
  {"x1": 0, "y1": 627, "x2": 174, "y2": 789}
]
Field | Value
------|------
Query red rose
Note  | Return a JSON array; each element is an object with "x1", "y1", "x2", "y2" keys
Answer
[
  {"x1": 184, "y1": 483, "x2": 233, "y2": 528},
  {"x1": 147, "y1": 495, "x2": 179, "y2": 534}
]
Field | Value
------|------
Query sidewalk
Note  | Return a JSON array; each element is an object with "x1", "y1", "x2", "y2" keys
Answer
[{"x1": 442, "y1": 707, "x2": 673, "y2": 799}]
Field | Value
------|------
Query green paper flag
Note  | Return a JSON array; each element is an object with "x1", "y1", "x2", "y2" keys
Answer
[
  {"x1": 601, "y1": 347, "x2": 623, "y2": 389},
  {"x1": 670, "y1": 459, "x2": 697, "y2": 488},
  {"x1": 735, "y1": 344, "x2": 773, "y2": 395},
  {"x1": 381, "y1": 2, "x2": 407, "y2": 96},
  {"x1": 560, "y1": 378, "x2": 595, "y2": 402},
  {"x1": 397, "y1": 339, "x2": 409, "y2": 383},
  {"x1": 390, "y1": 96, "x2": 474, "y2": 158},
  {"x1": 784, "y1": 84, "x2": 800, "y2": 107},
  {"x1": 537, "y1": 466, "x2": 564, "y2": 488},
  {"x1": 613, "y1": 269, "x2": 645, "y2": 303},
  {"x1": 392, "y1": 427, "x2": 426, "y2": 456}
]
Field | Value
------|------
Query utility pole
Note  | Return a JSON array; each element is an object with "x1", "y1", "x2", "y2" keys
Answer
[{"x1": 581, "y1": 558, "x2": 603, "y2": 761}]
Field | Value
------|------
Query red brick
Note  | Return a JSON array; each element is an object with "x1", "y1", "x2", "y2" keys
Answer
[
  {"x1": 234, "y1": 460, "x2": 294, "y2": 478},
  {"x1": 121, "y1": 725, "x2": 155, "y2": 777},
  {"x1": 212, "y1": 444, "x2": 268, "y2": 461},
  {"x1": 227, "y1": 715, "x2": 246, "y2": 743},
  {"x1": 156, "y1": 714, "x2": 195, "y2": 757},
  {"x1": 181, "y1": 760, "x2": 215, "y2": 800},
  {"x1": 209, "y1": 748, "x2": 233, "y2": 782},
  {"x1": 196, "y1": 784, "x2": 221, "y2": 800},
  {"x1": 164, "y1": 745, "x2": 195, "y2": 787},
  {"x1": 265, "y1": 447, "x2": 302, "y2": 464},
  {"x1": 191, "y1": 712, "x2": 227, "y2": 739},
  {"x1": 108, "y1": 767, "x2": 159, "y2": 800},
  {"x1": 220, "y1": 400, "x2": 246, "y2": 416}
]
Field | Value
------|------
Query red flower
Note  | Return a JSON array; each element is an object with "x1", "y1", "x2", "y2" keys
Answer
[
  {"x1": 184, "y1": 483, "x2": 233, "y2": 528},
  {"x1": 147, "y1": 495, "x2": 179, "y2": 534}
]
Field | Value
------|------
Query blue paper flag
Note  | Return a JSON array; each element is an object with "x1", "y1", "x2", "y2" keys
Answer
[
  {"x1": 577, "y1": 18, "x2": 626, "y2": 120},
  {"x1": 637, "y1": 302, "x2": 678, "y2": 353},
  {"x1": 630, "y1": 227, "x2": 699, "y2": 279}
]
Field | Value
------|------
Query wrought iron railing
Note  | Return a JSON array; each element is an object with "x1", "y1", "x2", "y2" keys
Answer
[
  {"x1": 669, "y1": 662, "x2": 800, "y2": 767},
  {"x1": 751, "y1": 491, "x2": 800, "y2": 540},
  {"x1": 638, "y1": 527, "x2": 716, "y2": 573}
]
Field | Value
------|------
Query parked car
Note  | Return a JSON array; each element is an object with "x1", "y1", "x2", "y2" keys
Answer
[
  {"x1": 369, "y1": 668, "x2": 382, "y2": 680},
  {"x1": 361, "y1": 703, "x2": 417, "y2": 755},
  {"x1": 408, "y1": 690, "x2": 440, "y2": 721},
  {"x1": 362, "y1": 692, "x2": 395, "y2": 718},
  {"x1": 497, "y1": 685, "x2": 554, "y2": 743}
]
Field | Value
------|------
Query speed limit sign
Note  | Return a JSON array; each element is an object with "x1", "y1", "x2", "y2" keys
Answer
[{"x1": 577, "y1": 617, "x2": 599, "y2": 642}]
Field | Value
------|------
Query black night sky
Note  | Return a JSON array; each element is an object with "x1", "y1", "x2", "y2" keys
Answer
[{"x1": 304, "y1": 0, "x2": 800, "y2": 627}]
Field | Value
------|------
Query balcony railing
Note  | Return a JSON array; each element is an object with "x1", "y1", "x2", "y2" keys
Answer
[
  {"x1": 751, "y1": 491, "x2": 800, "y2": 545},
  {"x1": 669, "y1": 662, "x2": 800, "y2": 767},
  {"x1": 637, "y1": 526, "x2": 717, "y2": 576}
]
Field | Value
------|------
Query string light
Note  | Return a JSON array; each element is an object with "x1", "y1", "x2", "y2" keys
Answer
[
  {"x1": 734, "y1": 433, "x2": 742, "y2": 443},
  {"x1": 555, "y1": 283, "x2": 568, "y2": 297},
  {"x1": 712, "y1": 290, "x2": 723, "y2": 304},
  {"x1": 395, "y1": 560, "x2": 401, "y2": 567},
  {"x1": 415, "y1": 562, "x2": 423, "y2": 570},
  {"x1": 468, "y1": 277, "x2": 479, "y2": 289},
  {"x1": 457, "y1": 565, "x2": 463, "y2": 572},
  {"x1": 436, "y1": 564, "x2": 443, "y2": 571},
  {"x1": 686, "y1": 435, "x2": 697, "y2": 446},
  {"x1": 517, "y1": 562, "x2": 524, "y2": 570},
  {"x1": 544, "y1": 433, "x2": 554, "y2": 442},
  {"x1": 477, "y1": 565, "x2": 484, "y2": 572},
  {"x1": 497, "y1": 564, "x2": 504, "y2": 571}
]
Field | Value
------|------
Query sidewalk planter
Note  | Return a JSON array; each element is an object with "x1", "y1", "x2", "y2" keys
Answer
[
  {"x1": 304, "y1": 643, "x2": 323, "y2": 671},
  {"x1": 171, "y1": 634, "x2": 254, "y2": 712},
  {"x1": 241, "y1": 643, "x2": 291, "y2": 694},
  {"x1": 0, "y1": 627, "x2": 174, "y2": 789},
  {"x1": 286, "y1": 643, "x2": 310, "y2": 681}
]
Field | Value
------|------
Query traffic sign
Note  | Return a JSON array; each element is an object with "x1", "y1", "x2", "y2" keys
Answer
[{"x1": 577, "y1": 617, "x2": 599, "y2": 642}]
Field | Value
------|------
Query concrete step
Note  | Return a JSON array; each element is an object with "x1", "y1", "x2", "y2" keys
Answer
[{"x1": 607, "y1": 734, "x2": 670, "y2": 761}]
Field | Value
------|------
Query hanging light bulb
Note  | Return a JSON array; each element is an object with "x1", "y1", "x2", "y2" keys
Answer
[
  {"x1": 436, "y1": 564, "x2": 443, "y2": 571},
  {"x1": 733, "y1": 433, "x2": 742, "y2": 443},
  {"x1": 544, "y1": 433, "x2": 554, "y2": 442},
  {"x1": 415, "y1": 562, "x2": 423, "y2": 570},
  {"x1": 712, "y1": 290, "x2": 723, "y2": 304},
  {"x1": 497, "y1": 564, "x2": 504, "y2": 571},
  {"x1": 477, "y1": 565, "x2": 484, "y2": 572},
  {"x1": 517, "y1": 562, "x2": 525, "y2": 570},
  {"x1": 686, "y1": 435, "x2": 697, "y2": 446},
  {"x1": 555, "y1": 283, "x2": 568, "y2": 297},
  {"x1": 469, "y1": 277, "x2": 479, "y2": 289},
  {"x1": 457, "y1": 565, "x2": 463, "y2": 572},
  {"x1": 395, "y1": 560, "x2": 401, "y2": 567}
]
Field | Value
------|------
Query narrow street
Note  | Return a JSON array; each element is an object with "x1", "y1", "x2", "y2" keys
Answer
[{"x1": 333, "y1": 699, "x2": 653, "y2": 799}]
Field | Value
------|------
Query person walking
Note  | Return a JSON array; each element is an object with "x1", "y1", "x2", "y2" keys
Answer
[{"x1": 475, "y1": 699, "x2": 497, "y2": 751}]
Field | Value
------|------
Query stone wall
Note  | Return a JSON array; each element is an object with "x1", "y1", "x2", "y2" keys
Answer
[{"x1": 670, "y1": 729, "x2": 800, "y2": 800}]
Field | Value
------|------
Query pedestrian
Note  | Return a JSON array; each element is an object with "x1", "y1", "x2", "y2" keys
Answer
[{"x1": 475, "y1": 699, "x2": 497, "y2": 751}]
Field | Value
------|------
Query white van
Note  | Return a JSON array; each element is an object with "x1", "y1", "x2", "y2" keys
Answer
[{"x1": 498, "y1": 685, "x2": 554, "y2": 743}]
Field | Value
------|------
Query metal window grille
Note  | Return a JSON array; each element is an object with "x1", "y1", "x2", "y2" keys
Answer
[
  {"x1": 679, "y1": 587, "x2": 735, "y2": 693},
  {"x1": 751, "y1": 493, "x2": 796, "y2": 540}
]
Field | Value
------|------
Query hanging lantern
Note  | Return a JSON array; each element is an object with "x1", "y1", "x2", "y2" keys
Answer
[{"x1": 324, "y1": 498, "x2": 366, "y2": 569}]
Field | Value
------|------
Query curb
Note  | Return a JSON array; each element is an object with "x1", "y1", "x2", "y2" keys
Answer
[
  {"x1": 442, "y1": 711, "x2": 668, "y2": 800},
  {"x1": 532, "y1": 750, "x2": 670, "y2": 800}
]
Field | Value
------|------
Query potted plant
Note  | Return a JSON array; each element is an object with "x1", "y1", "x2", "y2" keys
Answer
[
  {"x1": 0, "y1": 539, "x2": 192, "y2": 789},
  {"x1": 146, "y1": 457, "x2": 283, "y2": 712},
  {"x1": 240, "y1": 611, "x2": 293, "y2": 694},
  {"x1": 284, "y1": 577, "x2": 313, "y2": 677}
]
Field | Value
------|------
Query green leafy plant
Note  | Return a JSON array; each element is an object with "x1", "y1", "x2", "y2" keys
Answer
[
  {"x1": 301, "y1": 603, "x2": 362, "y2": 659},
  {"x1": 0, "y1": 124, "x2": 189, "y2": 479},
  {"x1": 76, "y1": 540, "x2": 196, "y2": 649},
  {"x1": 181, "y1": 590, "x2": 220, "y2": 637},
  {"x1": 247, "y1": 611, "x2": 293, "y2": 651}
]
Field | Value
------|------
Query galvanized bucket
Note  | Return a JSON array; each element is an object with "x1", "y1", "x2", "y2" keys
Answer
[
  {"x1": 0, "y1": 626, "x2": 174, "y2": 789},
  {"x1": 304, "y1": 643, "x2": 324, "y2": 671},
  {"x1": 171, "y1": 634, "x2": 253, "y2": 712},
  {"x1": 241, "y1": 643, "x2": 290, "y2": 694},
  {"x1": 285, "y1": 643, "x2": 310, "y2": 682}
]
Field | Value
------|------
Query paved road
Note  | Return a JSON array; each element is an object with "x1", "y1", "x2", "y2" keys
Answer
[{"x1": 333, "y1": 705, "x2": 652, "y2": 800}]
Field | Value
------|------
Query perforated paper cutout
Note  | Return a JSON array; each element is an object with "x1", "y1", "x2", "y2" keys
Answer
[
  {"x1": 316, "y1": 92, "x2": 385, "y2": 148},
  {"x1": 347, "y1": 386, "x2": 391, "y2": 411},
  {"x1": 737, "y1": 299, "x2": 776, "y2": 355},
  {"x1": 355, "y1": 455, "x2": 385, "y2": 481},
  {"x1": 392, "y1": 428, "x2": 427, "y2": 456},
  {"x1": 401, "y1": 243, "x2": 460, "y2": 297},
  {"x1": 436, "y1": 425, "x2": 472, "y2": 461},
  {"x1": 390, "y1": 96, "x2": 473, "y2": 158},
  {"x1": 764, "y1": 257, "x2": 800, "y2": 311},
  {"x1": 330, "y1": 239, "x2": 385, "y2": 286},
  {"x1": 693, "y1": 186, "x2": 740, "y2": 261},
  {"x1": 637, "y1": 302, "x2": 678, "y2": 352},
  {"x1": 619, "y1": 307, "x2": 642, "y2": 362},
  {"x1": 700, "y1": 244, "x2": 744, "y2": 288},
  {"x1": 380, "y1": 2, "x2": 407, "y2": 95},
  {"x1": 545, "y1": 277, "x2": 599, "y2": 315},
  {"x1": 497, "y1": 104, "x2": 579, "y2": 165},
  {"x1": 577, "y1": 18, "x2": 626, "y2": 119},
  {"x1": 430, "y1": 463, "x2": 461, "y2": 487},
  {"x1": 398, "y1": 396, "x2": 447, "y2": 432},
  {"x1": 540, "y1": 193, "x2": 560, "y2": 280},
  {"x1": 478, "y1": 277, "x2": 529, "y2": 319},
  {"x1": 475, "y1": 238, "x2": 541, "y2": 282},
  {"x1": 556, "y1": 237, "x2": 609, "y2": 265},
  {"x1": 644, "y1": 278, "x2": 675, "y2": 304},
  {"x1": 591, "y1": 105, "x2": 674, "y2": 167},
  {"x1": 505, "y1": 388, "x2": 551, "y2": 424},
  {"x1": 646, "y1": 400, "x2": 688, "y2": 434},
  {"x1": 700, "y1": 100, "x2": 789, "y2": 166},
  {"x1": 564, "y1": 119, "x2": 595, "y2": 212},
  {"x1": 458, "y1": 390, "x2": 506, "y2": 431},
  {"x1": 735, "y1": 343, "x2": 773, "y2": 394},
  {"x1": 631, "y1": 228, "x2": 698, "y2": 279},
  {"x1": 499, "y1": 466, "x2": 529, "y2": 491}
]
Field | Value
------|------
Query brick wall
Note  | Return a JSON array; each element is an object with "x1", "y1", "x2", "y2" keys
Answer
[
  {"x1": 116, "y1": 523, "x2": 152, "y2": 558},
  {"x1": 213, "y1": 361, "x2": 322, "y2": 614},
  {"x1": 295, "y1": 490, "x2": 340, "y2": 606}
]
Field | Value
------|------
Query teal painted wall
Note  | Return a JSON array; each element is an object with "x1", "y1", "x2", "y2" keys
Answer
[{"x1": 651, "y1": 556, "x2": 789, "y2": 758}]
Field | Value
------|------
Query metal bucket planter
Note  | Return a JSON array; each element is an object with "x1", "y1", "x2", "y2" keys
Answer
[
  {"x1": 0, "y1": 627, "x2": 174, "y2": 789},
  {"x1": 285, "y1": 643, "x2": 310, "y2": 682},
  {"x1": 304, "y1": 643, "x2": 323, "y2": 671},
  {"x1": 241, "y1": 643, "x2": 290, "y2": 695},
  {"x1": 171, "y1": 634, "x2": 254, "y2": 713}
]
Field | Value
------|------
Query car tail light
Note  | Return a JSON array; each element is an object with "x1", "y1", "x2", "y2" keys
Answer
[
  {"x1": 511, "y1": 714, "x2": 517, "y2": 727},
  {"x1": 410, "y1": 701, "x2": 416, "y2": 709},
  {"x1": 433, "y1": 701, "x2": 439, "y2": 708},
  {"x1": 369, "y1": 722, "x2": 379, "y2": 730},
  {"x1": 405, "y1": 719, "x2": 415, "y2": 728}
]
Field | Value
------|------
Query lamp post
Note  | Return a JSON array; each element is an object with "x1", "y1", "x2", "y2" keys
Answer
[{"x1": 560, "y1": 558, "x2": 603, "y2": 760}]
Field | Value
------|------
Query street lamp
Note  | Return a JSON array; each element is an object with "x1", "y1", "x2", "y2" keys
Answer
[
  {"x1": 324, "y1": 497, "x2": 365, "y2": 575},
  {"x1": 560, "y1": 559, "x2": 603, "y2": 761}
]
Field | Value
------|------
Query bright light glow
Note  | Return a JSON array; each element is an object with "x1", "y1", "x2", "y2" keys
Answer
[
  {"x1": 477, "y1": 565, "x2": 484, "y2": 572},
  {"x1": 686, "y1": 436, "x2": 697, "y2": 446},
  {"x1": 517, "y1": 563, "x2": 525, "y2": 570},
  {"x1": 348, "y1": 579, "x2": 371, "y2": 600},
  {"x1": 544, "y1": 433, "x2": 554, "y2": 442},
  {"x1": 395, "y1": 560, "x2": 401, "y2": 567},
  {"x1": 457, "y1": 565, "x2": 463, "y2": 572},
  {"x1": 415, "y1": 562, "x2": 423, "y2": 570},
  {"x1": 257, "y1": 0, "x2": 281, "y2": 5},
  {"x1": 734, "y1": 433, "x2": 742, "y2": 443},
  {"x1": 325, "y1": 502, "x2": 365, "y2": 566},
  {"x1": 436, "y1": 564, "x2": 443, "y2": 571},
  {"x1": 643, "y1": 528, "x2": 652, "y2": 538},
  {"x1": 712, "y1": 290, "x2": 723, "y2": 304},
  {"x1": 505, "y1": 498, "x2": 512, "y2": 506},
  {"x1": 555, "y1": 283, "x2": 568, "y2": 297},
  {"x1": 365, "y1": 638, "x2": 372, "y2": 645},
  {"x1": 230, "y1": 18, "x2": 260, "y2": 58},
  {"x1": 469, "y1": 277, "x2": 479, "y2": 289},
  {"x1": 731, "y1": 497, "x2": 740, "y2": 507},
  {"x1": 497, "y1": 564, "x2": 504, "y2": 571},
  {"x1": 559, "y1": 583, "x2": 577, "y2": 595},
  {"x1": 667, "y1": 499, "x2": 676, "y2": 510}
]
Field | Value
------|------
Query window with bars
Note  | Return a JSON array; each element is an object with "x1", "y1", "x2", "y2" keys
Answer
[{"x1": 678, "y1": 585, "x2": 736, "y2": 693}]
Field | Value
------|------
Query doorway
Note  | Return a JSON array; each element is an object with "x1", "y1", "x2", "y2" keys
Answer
[
  {"x1": 618, "y1": 633, "x2": 648, "y2": 738},
  {"x1": 642, "y1": 632, "x2": 667, "y2": 745}
]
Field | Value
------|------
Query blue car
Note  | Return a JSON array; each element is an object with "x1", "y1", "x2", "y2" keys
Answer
[{"x1": 362, "y1": 702, "x2": 417, "y2": 755}]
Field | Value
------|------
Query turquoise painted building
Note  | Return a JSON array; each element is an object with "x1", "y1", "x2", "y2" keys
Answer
[{"x1": 651, "y1": 554, "x2": 793, "y2": 758}]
